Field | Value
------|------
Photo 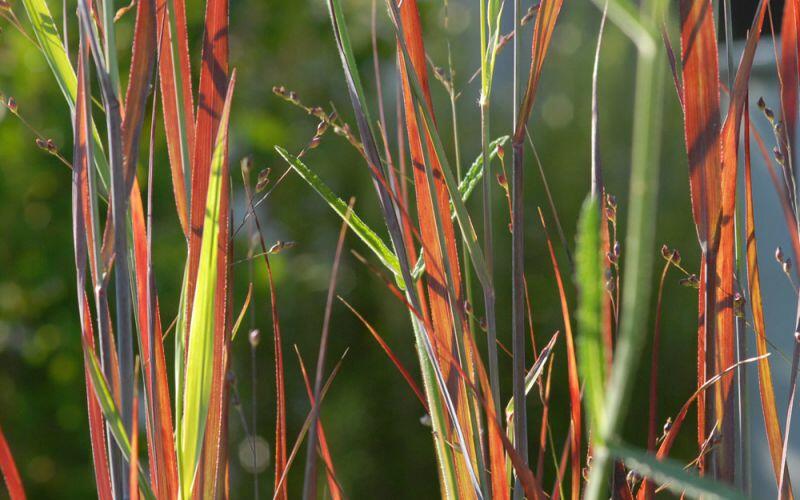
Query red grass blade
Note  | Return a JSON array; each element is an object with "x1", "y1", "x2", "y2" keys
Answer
[
  {"x1": 130, "y1": 180, "x2": 179, "y2": 498},
  {"x1": 129, "y1": 368, "x2": 140, "y2": 500},
  {"x1": 339, "y1": 297, "x2": 428, "y2": 410},
  {"x1": 538, "y1": 208, "x2": 581, "y2": 500},
  {"x1": 294, "y1": 347, "x2": 344, "y2": 500},
  {"x1": 743, "y1": 101, "x2": 794, "y2": 498},
  {"x1": 0, "y1": 424, "x2": 25, "y2": 500},
  {"x1": 156, "y1": 0, "x2": 194, "y2": 236},
  {"x1": 714, "y1": 0, "x2": 767, "y2": 480},
  {"x1": 780, "y1": 0, "x2": 800, "y2": 167},
  {"x1": 678, "y1": 0, "x2": 722, "y2": 469},
  {"x1": 121, "y1": 0, "x2": 157, "y2": 193}
]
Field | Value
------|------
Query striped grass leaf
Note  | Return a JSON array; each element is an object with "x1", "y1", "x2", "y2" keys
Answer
[
  {"x1": 575, "y1": 196, "x2": 606, "y2": 437},
  {"x1": 610, "y1": 443, "x2": 745, "y2": 500},
  {"x1": 82, "y1": 344, "x2": 156, "y2": 500},
  {"x1": 179, "y1": 71, "x2": 236, "y2": 498}
]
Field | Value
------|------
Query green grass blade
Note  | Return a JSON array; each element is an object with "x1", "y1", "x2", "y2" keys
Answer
[
  {"x1": 179, "y1": 72, "x2": 236, "y2": 498},
  {"x1": 610, "y1": 443, "x2": 746, "y2": 500},
  {"x1": 575, "y1": 195, "x2": 606, "y2": 437},
  {"x1": 275, "y1": 146, "x2": 403, "y2": 285},
  {"x1": 21, "y1": 0, "x2": 110, "y2": 190},
  {"x1": 82, "y1": 344, "x2": 156, "y2": 500}
]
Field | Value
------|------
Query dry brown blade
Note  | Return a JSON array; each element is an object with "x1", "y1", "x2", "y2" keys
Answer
[
  {"x1": 714, "y1": 0, "x2": 768, "y2": 480},
  {"x1": 538, "y1": 208, "x2": 581, "y2": 499},
  {"x1": 155, "y1": 0, "x2": 194, "y2": 236},
  {"x1": 743, "y1": 101, "x2": 794, "y2": 498},
  {"x1": 293, "y1": 347, "x2": 344, "y2": 500}
]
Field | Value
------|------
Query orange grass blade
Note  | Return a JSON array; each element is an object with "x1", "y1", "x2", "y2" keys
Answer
[
  {"x1": 538, "y1": 208, "x2": 581, "y2": 500},
  {"x1": 393, "y1": 0, "x2": 478, "y2": 494},
  {"x1": 678, "y1": 0, "x2": 721, "y2": 466},
  {"x1": 131, "y1": 179, "x2": 179, "y2": 498},
  {"x1": 744, "y1": 101, "x2": 793, "y2": 498},
  {"x1": 714, "y1": 1, "x2": 767, "y2": 480},
  {"x1": 121, "y1": 0, "x2": 157, "y2": 193},
  {"x1": 155, "y1": 0, "x2": 194, "y2": 236},
  {"x1": 294, "y1": 347, "x2": 344, "y2": 500},
  {"x1": 780, "y1": 0, "x2": 800, "y2": 167},
  {"x1": 0, "y1": 424, "x2": 25, "y2": 500}
]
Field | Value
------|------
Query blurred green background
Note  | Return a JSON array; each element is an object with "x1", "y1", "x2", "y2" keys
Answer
[{"x1": 0, "y1": 0, "x2": 756, "y2": 497}]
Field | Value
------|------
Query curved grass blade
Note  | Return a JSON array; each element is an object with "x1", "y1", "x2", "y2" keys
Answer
[
  {"x1": 743, "y1": 102, "x2": 793, "y2": 497},
  {"x1": 0, "y1": 424, "x2": 25, "y2": 500},
  {"x1": 275, "y1": 146, "x2": 402, "y2": 284}
]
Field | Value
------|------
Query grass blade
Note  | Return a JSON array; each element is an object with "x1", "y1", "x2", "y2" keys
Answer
[
  {"x1": 743, "y1": 100, "x2": 793, "y2": 497},
  {"x1": 575, "y1": 196, "x2": 606, "y2": 438},
  {"x1": 82, "y1": 344, "x2": 156, "y2": 500},
  {"x1": 179, "y1": 71, "x2": 236, "y2": 498},
  {"x1": 275, "y1": 147, "x2": 402, "y2": 283},
  {"x1": 0, "y1": 424, "x2": 25, "y2": 500},
  {"x1": 610, "y1": 443, "x2": 745, "y2": 500}
]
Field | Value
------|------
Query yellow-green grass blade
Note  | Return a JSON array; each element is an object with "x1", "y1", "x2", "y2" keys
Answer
[{"x1": 178, "y1": 71, "x2": 236, "y2": 498}]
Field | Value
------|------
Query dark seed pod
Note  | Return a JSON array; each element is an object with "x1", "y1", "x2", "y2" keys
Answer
[
  {"x1": 757, "y1": 96, "x2": 767, "y2": 111},
  {"x1": 256, "y1": 168, "x2": 271, "y2": 192},
  {"x1": 496, "y1": 144, "x2": 505, "y2": 160},
  {"x1": 6, "y1": 96, "x2": 16, "y2": 112},
  {"x1": 784, "y1": 257, "x2": 793, "y2": 274},
  {"x1": 496, "y1": 173, "x2": 507, "y2": 188},
  {"x1": 774, "y1": 147, "x2": 785, "y2": 165},
  {"x1": 680, "y1": 274, "x2": 700, "y2": 289},
  {"x1": 661, "y1": 244, "x2": 671, "y2": 260},
  {"x1": 776, "y1": 246, "x2": 784, "y2": 263}
]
